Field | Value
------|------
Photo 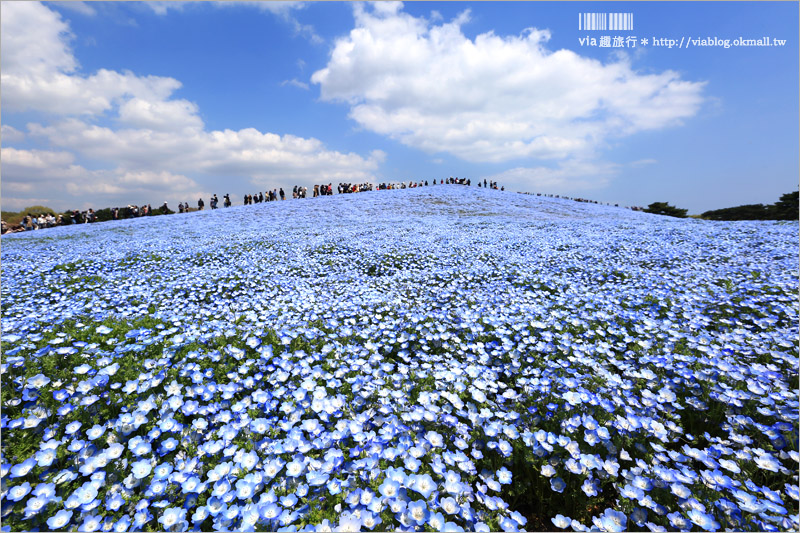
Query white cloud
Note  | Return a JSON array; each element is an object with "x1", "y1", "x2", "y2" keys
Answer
[
  {"x1": 1, "y1": 2, "x2": 379, "y2": 210},
  {"x1": 146, "y1": 2, "x2": 188, "y2": 16},
  {"x1": 313, "y1": 3, "x2": 706, "y2": 165},
  {"x1": 1, "y1": 125, "x2": 26, "y2": 143},
  {"x1": 118, "y1": 97, "x2": 204, "y2": 131},
  {"x1": 630, "y1": 158, "x2": 658, "y2": 168},
  {"x1": 1, "y1": 146, "x2": 210, "y2": 210},
  {"x1": 0, "y1": 196, "x2": 56, "y2": 211},
  {"x1": 281, "y1": 78, "x2": 310, "y2": 90},
  {"x1": 2, "y1": 147, "x2": 76, "y2": 175},
  {"x1": 51, "y1": 2, "x2": 97, "y2": 16},
  {"x1": 27, "y1": 120, "x2": 382, "y2": 184},
  {"x1": 1, "y1": 1, "x2": 188, "y2": 116},
  {"x1": 481, "y1": 159, "x2": 619, "y2": 192},
  {"x1": 148, "y1": 1, "x2": 322, "y2": 43},
  {"x1": 0, "y1": 1, "x2": 77, "y2": 77}
]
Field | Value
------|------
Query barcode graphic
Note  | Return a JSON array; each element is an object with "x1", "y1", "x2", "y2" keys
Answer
[{"x1": 579, "y1": 13, "x2": 634, "y2": 31}]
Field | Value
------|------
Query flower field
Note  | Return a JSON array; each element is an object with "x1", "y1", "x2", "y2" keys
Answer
[{"x1": 1, "y1": 186, "x2": 797, "y2": 532}]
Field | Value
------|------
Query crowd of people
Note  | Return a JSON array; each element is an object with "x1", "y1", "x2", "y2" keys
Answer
[
  {"x1": 241, "y1": 189, "x2": 285, "y2": 205},
  {"x1": 2, "y1": 178, "x2": 512, "y2": 234},
  {"x1": 518, "y1": 192, "x2": 632, "y2": 209},
  {"x1": 20, "y1": 213, "x2": 60, "y2": 230}
]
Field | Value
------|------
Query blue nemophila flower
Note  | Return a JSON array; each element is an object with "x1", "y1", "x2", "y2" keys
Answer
[
  {"x1": 407, "y1": 500, "x2": 429, "y2": 525},
  {"x1": 2, "y1": 186, "x2": 798, "y2": 531},
  {"x1": 86, "y1": 424, "x2": 105, "y2": 440},
  {"x1": 428, "y1": 511, "x2": 446, "y2": 530},
  {"x1": 158, "y1": 507, "x2": 186, "y2": 530},
  {"x1": 594, "y1": 508, "x2": 627, "y2": 532},
  {"x1": 549, "y1": 513, "x2": 573, "y2": 530},
  {"x1": 105, "y1": 493, "x2": 125, "y2": 512},
  {"x1": 550, "y1": 477, "x2": 566, "y2": 493},
  {"x1": 182, "y1": 476, "x2": 203, "y2": 494},
  {"x1": 687, "y1": 509, "x2": 720, "y2": 531},
  {"x1": 47, "y1": 510, "x2": 73, "y2": 530},
  {"x1": 7, "y1": 482, "x2": 32, "y2": 502},
  {"x1": 497, "y1": 466, "x2": 512, "y2": 484},
  {"x1": 409, "y1": 473, "x2": 436, "y2": 499},
  {"x1": 131, "y1": 459, "x2": 152, "y2": 480},
  {"x1": 78, "y1": 514, "x2": 102, "y2": 532},
  {"x1": 10, "y1": 458, "x2": 36, "y2": 478},
  {"x1": 26, "y1": 373, "x2": 51, "y2": 388},
  {"x1": 34, "y1": 448, "x2": 57, "y2": 467},
  {"x1": 379, "y1": 478, "x2": 401, "y2": 499},
  {"x1": 64, "y1": 421, "x2": 83, "y2": 435},
  {"x1": 582, "y1": 478, "x2": 598, "y2": 497},
  {"x1": 23, "y1": 495, "x2": 50, "y2": 519}
]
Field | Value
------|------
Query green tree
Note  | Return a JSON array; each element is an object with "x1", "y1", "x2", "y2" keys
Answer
[
  {"x1": 644, "y1": 202, "x2": 688, "y2": 218},
  {"x1": 701, "y1": 191, "x2": 798, "y2": 221},
  {"x1": 701, "y1": 204, "x2": 770, "y2": 221},
  {"x1": 769, "y1": 191, "x2": 799, "y2": 220}
]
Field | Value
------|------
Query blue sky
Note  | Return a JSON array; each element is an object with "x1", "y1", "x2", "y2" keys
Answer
[{"x1": 2, "y1": 1, "x2": 797, "y2": 214}]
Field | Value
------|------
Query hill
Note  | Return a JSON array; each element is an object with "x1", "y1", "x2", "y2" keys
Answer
[{"x1": 1, "y1": 186, "x2": 797, "y2": 532}]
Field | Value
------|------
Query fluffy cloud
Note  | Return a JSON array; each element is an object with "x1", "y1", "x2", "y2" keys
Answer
[
  {"x1": 313, "y1": 3, "x2": 705, "y2": 164},
  {"x1": 1, "y1": 146, "x2": 209, "y2": 210},
  {"x1": 481, "y1": 159, "x2": 619, "y2": 193},
  {"x1": 0, "y1": 1, "x2": 187, "y2": 116},
  {"x1": 117, "y1": 97, "x2": 203, "y2": 132},
  {"x1": 1, "y1": 2, "x2": 379, "y2": 210},
  {"x1": 26, "y1": 120, "x2": 383, "y2": 184},
  {"x1": 2, "y1": 147, "x2": 76, "y2": 177},
  {"x1": 1, "y1": 125, "x2": 26, "y2": 143},
  {"x1": 0, "y1": 1, "x2": 76, "y2": 77}
]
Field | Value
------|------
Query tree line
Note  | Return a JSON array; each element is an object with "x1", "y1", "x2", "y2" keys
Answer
[{"x1": 644, "y1": 191, "x2": 798, "y2": 220}]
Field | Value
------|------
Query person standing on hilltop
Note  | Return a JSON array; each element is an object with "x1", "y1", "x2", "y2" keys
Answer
[
  {"x1": 198, "y1": 198, "x2": 204, "y2": 211},
  {"x1": 280, "y1": 188, "x2": 285, "y2": 200}
]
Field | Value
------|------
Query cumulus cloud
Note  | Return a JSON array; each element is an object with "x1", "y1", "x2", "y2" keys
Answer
[
  {"x1": 26, "y1": 120, "x2": 383, "y2": 185},
  {"x1": 1, "y1": 125, "x2": 26, "y2": 143},
  {"x1": 2, "y1": 147, "x2": 76, "y2": 174},
  {"x1": 481, "y1": 159, "x2": 619, "y2": 193},
  {"x1": 1, "y1": 2, "x2": 379, "y2": 210},
  {"x1": 313, "y1": 2, "x2": 706, "y2": 164},
  {"x1": 117, "y1": 97, "x2": 204, "y2": 131},
  {"x1": 1, "y1": 2, "x2": 188, "y2": 116},
  {"x1": 0, "y1": 1, "x2": 77, "y2": 77},
  {"x1": 2, "y1": 146, "x2": 210, "y2": 210}
]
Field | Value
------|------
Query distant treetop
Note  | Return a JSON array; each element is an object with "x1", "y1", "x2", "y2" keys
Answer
[
  {"x1": 644, "y1": 202, "x2": 688, "y2": 218},
  {"x1": 701, "y1": 191, "x2": 798, "y2": 221}
]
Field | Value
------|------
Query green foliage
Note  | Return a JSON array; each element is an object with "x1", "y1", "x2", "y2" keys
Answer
[
  {"x1": 94, "y1": 207, "x2": 115, "y2": 222},
  {"x1": 702, "y1": 191, "x2": 799, "y2": 221},
  {"x1": 701, "y1": 203, "x2": 770, "y2": 220},
  {"x1": 644, "y1": 201, "x2": 688, "y2": 218},
  {"x1": 770, "y1": 190, "x2": 799, "y2": 220},
  {"x1": 1, "y1": 206, "x2": 57, "y2": 225}
]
